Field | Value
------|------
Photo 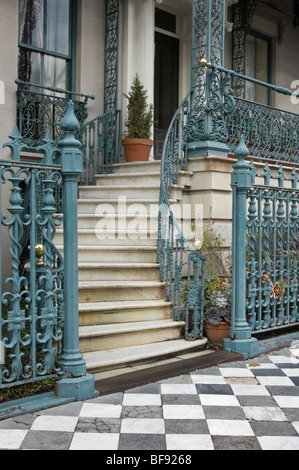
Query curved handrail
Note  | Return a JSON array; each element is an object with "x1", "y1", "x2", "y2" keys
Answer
[{"x1": 157, "y1": 91, "x2": 206, "y2": 340}]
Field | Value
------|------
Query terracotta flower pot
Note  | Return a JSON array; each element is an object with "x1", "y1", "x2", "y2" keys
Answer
[
  {"x1": 122, "y1": 138, "x2": 153, "y2": 162},
  {"x1": 205, "y1": 321, "x2": 231, "y2": 346}
]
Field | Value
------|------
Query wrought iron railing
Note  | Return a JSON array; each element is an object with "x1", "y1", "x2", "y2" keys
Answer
[
  {"x1": 16, "y1": 79, "x2": 95, "y2": 148},
  {"x1": 157, "y1": 92, "x2": 206, "y2": 340},
  {"x1": 78, "y1": 109, "x2": 121, "y2": 185},
  {"x1": 0, "y1": 130, "x2": 64, "y2": 389},
  {"x1": 246, "y1": 162, "x2": 299, "y2": 333},
  {"x1": 227, "y1": 97, "x2": 299, "y2": 164}
]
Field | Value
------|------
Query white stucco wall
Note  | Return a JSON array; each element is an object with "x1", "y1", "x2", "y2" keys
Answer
[{"x1": 0, "y1": 0, "x2": 18, "y2": 159}]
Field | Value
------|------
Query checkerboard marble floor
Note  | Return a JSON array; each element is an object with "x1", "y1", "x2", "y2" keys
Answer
[{"x1": 2, "y1": 345, "x2": 299, "y2": 450}]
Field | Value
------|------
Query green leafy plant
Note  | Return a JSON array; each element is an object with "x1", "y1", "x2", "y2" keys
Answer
[
  {"x1": 204, "y1": 276, "x2": 232, "y2": 325},
  {"x1": 123, "y1": 74, "x2": 153, "y2": 139}
]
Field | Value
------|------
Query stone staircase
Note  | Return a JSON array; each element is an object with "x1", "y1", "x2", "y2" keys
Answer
[{"x1": 57, "y1": 160, "x2": 207, "y2": 380}]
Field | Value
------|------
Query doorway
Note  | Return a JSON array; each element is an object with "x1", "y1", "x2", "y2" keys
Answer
[{"x1": 154, "y1": 31, "x2": 179, "y2": 159}]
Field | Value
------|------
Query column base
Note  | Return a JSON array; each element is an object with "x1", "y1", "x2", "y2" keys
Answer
[
  {"x1": 188, "y1": 140, "x2": 229, "y2": 158},
  {"x1": 223, "y1": 337, "x2": 259, "y2": 359},
  {"x1": 55, "y1": 373, "x2": 99, "y2": 401}
]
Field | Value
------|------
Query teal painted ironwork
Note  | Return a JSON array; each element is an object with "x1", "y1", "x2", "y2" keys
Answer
[
  {"x1": 1, "y1": 127, "x2": 64, "y2": 389},
  {"x1": 225, "y1": 134, "x2": 299, "y2": 357},
  {"x1": 157, "y1": 91, "x2": 206, "y2": 340},
  {"x1": 78, "y1": 109, "x2": 122, "y2": 184},
  {"x1": 245, "y1": 161, "x2": 299, "y2": 333},
  {"x1": 189, "y1": 0, "x2": 233, "y2": 156},
  {"x1": 198, "y1": 61, "x2": 299, "y2": 165},
  {"x1": 224, "y1": 136, "x2": 259, "y2": 358},
  {"x1": 104, "y1": 0, "x2": 120, "y2": 113},
  {"x1": 16, "y1": 79, "x2": 95, "y2": 148},
  {"x1": 0, "y1": 101, "x2": 96, "y2": 402}
]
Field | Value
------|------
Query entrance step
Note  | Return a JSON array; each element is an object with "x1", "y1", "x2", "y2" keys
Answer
[
  {"x1": 78, "y1": 280, "x2": 166, "y2": 303},
  {"x1": 79, "y1": 299, "x2": 173, "y2": 326},
  {"x1": 79, "y1": 320, "x2": 185, "y2": 353},
  {"x1": 83, "y1": 338, "x2": 208, "y2": 376}
]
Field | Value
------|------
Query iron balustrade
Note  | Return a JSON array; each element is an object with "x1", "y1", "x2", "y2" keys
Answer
[
  {"x1": 157, "y1": 92, "x2": 206, "y2": 340},
  {"x1": 0, "y1": 140, "x2": 64, "y2": 389},
  {"x1": 227, "y1": 98, "x2": 299, "y2": 164},
  {"x1": 197, "y1": 61, "x2": 299, "y2": 165},
  {"x1": 246, "y1": 163, "x2": 299, "y2": 333},
  {"x1": 78, "y1": 109, "x2": 122, "y2": 185},
  {"x1": 16, "y1": 79, "x2": 95, "y2": 148}
]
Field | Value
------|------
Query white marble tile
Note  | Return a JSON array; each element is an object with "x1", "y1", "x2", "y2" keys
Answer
[
  {"x1": 243, "y1": 406, "x2": 287, "y2": 421},
  {"x1": 30, "y1": 415, "x2": 78, "y2": 432},
  {"x1": 166, "y1": 434, "x2": 214, "y2": 450},
  {"x1": 281, "y1": 368, "x2": 299, "y2": 377},
  {"x1": 122, "y1": 393, "x2": 161, "y2": 406},
  {"x1": 256, "y1": 376, "x2": 294, "y2": 386},
  {"x1": 207, "y1": 419, "x2": 254, "y2": 436},
  {"x1": 70, "y1": 432, "x2": 119, "y2": 450},
  {"x1": 273, "y1": 396, "x2": 299, "y2": 408},
  {"x1": 269, "y1": 355, "x2": 299, "y2": 364},
  {"x1": 80, "y1": 403, "x2": 122, "y2": 418},
  {"x1": 258, "y1": 436, "x2": 299, "y2": 450},
  {"x1": 199, "y1": 394, "x2": 240, "y2": 407},
  {"x1": 230, "y1": 384, "x2": 270, "y2": 396},
  {"x1": 190, "y1": 374, "x2": 226, "y2": 384},
  {"x1": 161, "y1": 384, "x2": 198, "y2": 395},
  {"x1": 120, "y1": 418, "x2": 165, "y2": 434},
  {"x1": 0, "y1": 429, "x2": 28, "y2": 449},
  {"x1": 220, "y1": 368, "x2": 254, "y2": 378},
  {"x1": 163, "y1": 404, "x2": 205, "y2": 420},
  {"x1": 291, "y1": 421, "x2": 299, "y2": 434}
]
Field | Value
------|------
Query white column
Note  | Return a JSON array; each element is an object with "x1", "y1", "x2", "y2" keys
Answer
[
  {"x1": 133, "y1": 0, "x2": 155, "y2": 110},
  {"x1": 123, "y1": 0, "x2": 155, "y2": 144}
]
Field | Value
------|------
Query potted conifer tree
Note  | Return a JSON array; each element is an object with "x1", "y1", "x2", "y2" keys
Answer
[{"x1": 122, "y1": 74, "x2": 154, "y2": 162}]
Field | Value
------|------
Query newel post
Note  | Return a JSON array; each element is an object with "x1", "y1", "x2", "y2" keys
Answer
[
  {"x1": 223, "y1": 135, "x2": 259, "y2": 358},
  {"x1": 55, "y1": 101, "x2": 97, "y2": 400}
]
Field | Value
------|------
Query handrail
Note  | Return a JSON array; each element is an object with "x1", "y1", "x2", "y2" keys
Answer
[
  {"x1": 198, "y1": 60, "x2": 299, "y2": 164},
  {"x1": 15, "y1": 79, "x2": 96, "y2": 102},
  {"x1": 157, "y1": 91, "x2": 206, "y2": 340}
]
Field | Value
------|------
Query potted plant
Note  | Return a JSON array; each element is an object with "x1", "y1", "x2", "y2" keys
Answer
[
  {"x1": 204, "y1": 276, "x2": 231, "y2": 346},
  {"x1": 122, "y1": 74, "x2": 154, "y2": 162},
  {"x1": 183, "y1": 217, "x2": 232, "y2": 345}
]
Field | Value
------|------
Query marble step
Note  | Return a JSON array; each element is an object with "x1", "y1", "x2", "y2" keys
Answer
[
  {"x1": 77, "y1": 213, "x2": 158, "y2": 230},
  {"x1": 112, "y1": 160, "x2": 161, "y2": 174},
  {"x1": 55, "y1": 228, "x2": 158, "y2": 246},
  {"x1": 78, "y1": 184, "x2": 183, "y2": 201},
  {"x1": 79, "y1": 319, "x2": 185, "y2": 353},
  {"x1": 57, "y1": 245, "x2": 158, "y2": 263},
  {"x1": 78, "y1": 280, "x2": 166, "y2": 303},
  {"x1": 79, "y1": 299, "x2": 172, "y2": 326},
  {"x1": 83, "y1": 338, "x2": 208, "y2": 375},
  {"x1": 77, "y1": 262, "x2": 160, "y2": 281},
  {"x1": 95, "y1": 169, "x2": 193, "y2": 188}
]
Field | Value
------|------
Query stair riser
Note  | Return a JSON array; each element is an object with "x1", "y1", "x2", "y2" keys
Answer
[
  {"x1": 55, "y1": 231, "x2": 158, "y2": 246},
  {"x1": 113, "y1": 161, "x2": 161, "y2": 174},
  {"x1": 78, "y1": 266, "x2": 160, "y2": 282},
  {"x1": 95, "y1": 174, "x2": 160, "y2": 186},
  {"x1": 77, "y1": 249, "x2": 157, "y2": 263},
  {"x1": 79, "y1": 305, "x2": 172, "y2": 326},
  {"x1": 79, "y1": 187, "x2": 160, "y2": 200},
  {"x1": 79, "y1": 326, "x2": 182, "y2": 352},
  {"x1": 77, "y1": 215, "x2": 158, "y2": 230},
  {"x1": 79, "y1": 285, "x2": 165, "y2": 303},
  {"x1": 77, "y1": 200, "x2": 160, "y2": 214}
]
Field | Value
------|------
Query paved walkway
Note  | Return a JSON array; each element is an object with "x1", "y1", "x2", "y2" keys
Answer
[{"x1": 1, "y1": 342, "x2": 299, "y2": 450}]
